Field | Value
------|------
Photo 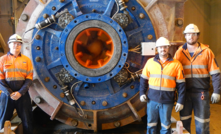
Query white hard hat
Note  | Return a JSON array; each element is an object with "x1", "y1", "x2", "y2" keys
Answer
[
  {"x1": 183, "y1": 24, "x2": 200, "y2": 34},
  {"x1": 8, "y1": 34, "x2": 23, "y2": 44},
  {"x1": 156, "y1": 37, "x2": 170, "y2": 47}
]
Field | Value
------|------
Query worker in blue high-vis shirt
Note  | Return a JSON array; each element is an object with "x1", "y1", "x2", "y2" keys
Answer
[
  {"x1": 0, "y1": 34, "x2": 33, "y2": 134},
  {"x1": 140, "y1": 37, "x2": 186, "y2": 134}
]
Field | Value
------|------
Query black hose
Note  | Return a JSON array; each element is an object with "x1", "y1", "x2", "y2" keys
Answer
[{"x1": 25, "y1": 27, "x2": 35, "y2": 33}]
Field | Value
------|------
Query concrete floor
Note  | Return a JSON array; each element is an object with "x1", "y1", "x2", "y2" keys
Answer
[
  {"x1": 2, "y1": 97, "x2": 221, "y2": 134},
  {"x1": 1, "y1": 103, "x2": 221, "y2": 134}
]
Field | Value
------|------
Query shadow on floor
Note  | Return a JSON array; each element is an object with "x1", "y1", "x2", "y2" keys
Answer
[{"x1": 33, "y1": 107, "x2": 147, "y2": 134}]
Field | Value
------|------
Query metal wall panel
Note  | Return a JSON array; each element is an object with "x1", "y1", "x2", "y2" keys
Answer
[
  {"x1": 0, "y1": 0, "x2": 28, "y2": 45},
  {"x1": 0, "y1": 0, "x2": 14, "y2": 44}
]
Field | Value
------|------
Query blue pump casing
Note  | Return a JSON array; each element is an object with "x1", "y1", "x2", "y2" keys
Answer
[{"x1": 31, "y1": 0, "x2": 156, "y2": 110}]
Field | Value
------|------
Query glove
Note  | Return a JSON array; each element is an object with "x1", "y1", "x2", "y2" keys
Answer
[
  {"x1": 140, "y1": 94, "x2": 148, "y2": 102},
  {"x1": 211, "y1": 93, "x2": 220, "y2": 103},
  {"x1": 175, "y1": 103, "x2": 183, "y2": 112}
]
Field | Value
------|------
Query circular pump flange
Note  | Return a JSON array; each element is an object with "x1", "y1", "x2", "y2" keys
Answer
[
  {"x1": 66, "y1": 20, "x2": 122, "y2": 77},
  {"x1": 60, "y1": 14, "x2": 128, "y2": 83}
]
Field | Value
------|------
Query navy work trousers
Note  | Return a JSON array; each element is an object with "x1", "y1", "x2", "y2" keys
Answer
[
  {"x1": 180, "y1": 91, "x2": 210, "y2": 134},
  {"x1": 0, "y1": 92, "x2": 9, "y2": 129},
  {"x1": 0, "y1": 92, "x2": 33, "y2": 134}
]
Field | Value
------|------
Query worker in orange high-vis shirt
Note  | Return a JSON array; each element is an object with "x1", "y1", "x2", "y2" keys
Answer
[
  {"x1": 0, "y1": 34, "x2": 33, "y2": 134},
  {"x1": 174, "y1": 24, "x2": 221, "y2": 134},
  {"x1": 140, "y1": 37, "x2": 186, "y2": 134}
]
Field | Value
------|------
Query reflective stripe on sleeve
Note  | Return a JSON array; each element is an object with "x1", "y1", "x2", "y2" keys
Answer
[
  {"x1": 183, "y1": 65, "x2": 207, "y2": 69},
  {"x1": 6, "y1": 77, "x2": 25, "y2": 81},
  {"x1": 185, "y1": 74, "x2": 210, "y2": 78},
  {"x1": 150, "y1": 74, "x2": 175, "y2": 80},
  {"x1": 194, "y1": 116, "x2": 210, "y2": 123},
  {"x1": 161, "y1": 123, "x2": 171, "y2": 129},
  {"x1": 141, "y1": 74, "x2": 149, "y2": 80},
  {"x1": 147, "y1": 122, "x2": 157, "y2": 127},
  {"x1": 176, "y1": 78, "x2": 185, "y2": 83},
  {"x1": 209, "y1": 70, "x2": 220, "y2": 75},
  {"x1": 180, "y1": 115, "x2": 192, "y2": 120},
  {"x1": 149, "y1": 85, "x2": 175, "y2": 91},
  {"x1": 27, "y1": 70, "x2": 33, "y2": 75}
]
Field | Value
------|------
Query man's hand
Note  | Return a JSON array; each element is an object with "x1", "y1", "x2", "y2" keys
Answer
[
  {"x1": 211, "y1": 93, "x2": 220, "y2": 103},
  {"x1": 175, "y1": 103, "x2": 184, "y2": 112},
  {"x1": 140, "y1": 94, "x2": 148, "y2": 102},
  {"x1": 10, "y1": 92, "x2": 22, "y2": 100}
]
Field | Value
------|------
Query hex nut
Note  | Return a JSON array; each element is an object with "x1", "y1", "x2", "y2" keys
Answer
[
  {"x1": 80, "y1": 101, "x2": 86, "y2": 106},
  {"x1": 35, "y1": 57, "x2": 41, "y2": 62},
  {"x1": 43, "y1": 14, "x2": 49, "y2": 19},
  {"x1": 36, "y1": 46, "x2": 40, "y2": 50},
  {"x1": 35, "y1": 35, "x2": 41, "y2": 40},
  {"x1": 52, "y1": 6, "x2": 56, "y2": 10},
  {"x1": 176, "y1": 19, "x2": 183, "y2": 26},
  {"x1": 114, "y1": 122, "x2": 121, "y2": 127},
  {"x1": 130, "y1": 85, "x2": 134, "y2": 89},
  {"x1": 102, "y1": 101, "x2": 108, "y2": 106},
  {"x1": 35, "y1": 96, "x2": 42, "y2": 104},
  {"x1": 92, "y1": 101, "x2": 96, "y2": 105},
  {"x1": 71, "y1": 120, "x2": 78, "y2": 126},
  {"x1": 44, "y1": 77, "x2": 50, "y2": 82},
  {"x1": 147, "y1": 34, "x2": 153, "y2": 40},
  {"x1": 131, "y1": 7, "x2": 136, "y2": 11},
  {"x1": 60, "y1": 93, "x2": 65, "y2": 98},
  {"x1": 21, "y1": 14, "x2": 29, "y2": 21},
  {"x1": 139, "y1": 13, "x2": 145, "y2": 19},
  {"x1": 122, "y1": 92, "x2": 128, "y2": 98},
  {"x1": 53, "y1": 85, "x2": 57, "y2": 89}
]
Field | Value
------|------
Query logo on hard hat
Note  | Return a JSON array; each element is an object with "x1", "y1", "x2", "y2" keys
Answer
[
  {"x1": 16, "y1": 35, "x2": 22, "y2": 40},
  {"x1": 8, "y1": 34, "x2": 23, "y2": 44},
  {"x1": 183, "y1": 24, "x2": 200, "y2": 34}
]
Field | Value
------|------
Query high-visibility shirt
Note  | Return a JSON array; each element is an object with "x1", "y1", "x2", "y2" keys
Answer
[
  {"x1": 140, "y1": 54, "x2": 186, "y2": 104},
  {"x1": 0, "y1": 52, "x2": 33, "y2": 96},
  {"x1": 174, "y1": 43, "x2": 221, "y2": 93}
]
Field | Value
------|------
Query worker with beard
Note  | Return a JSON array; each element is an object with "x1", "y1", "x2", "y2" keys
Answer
[
  {"x1": 140, "y1": 37, "x2": 186, "y2": 134},
  {"x1": 174, "y1": 24, "x2": 221, "y2": 134}
]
